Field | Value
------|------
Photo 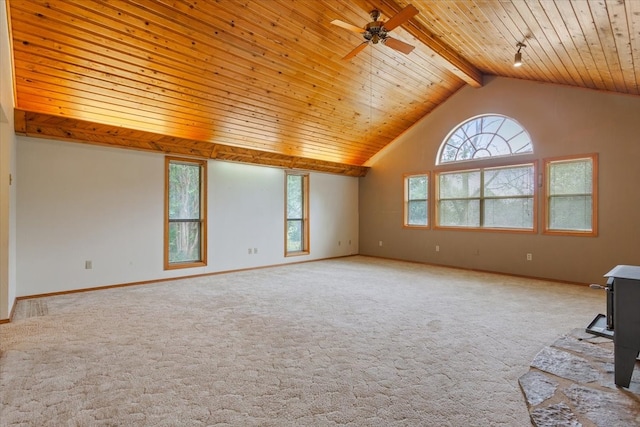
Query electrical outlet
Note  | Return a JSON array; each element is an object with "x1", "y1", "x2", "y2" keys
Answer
[
  {"x1": 85, "y1": 260, "x2": 92, "y2": 269},
  {"x1": 436, "y1": 245, "x2": 440, "y2": 252},
  {"x1": 338, "y1": 240, "x2": 341, "y2": 246},
  {"x1": 379, "y1": 241, "x2": 383, "y2": 247},
  {"x1": 248, "y1": 248, "x2": 252, "y2": 254},
  {"x1": 527, "y1": 253, "x2": 532, "y2": 261},
  {"x1": 254, "y1": 248, "x2": 258, "y2": 254}
]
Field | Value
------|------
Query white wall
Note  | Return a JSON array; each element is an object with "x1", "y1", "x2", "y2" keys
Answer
[
  {"x1": 0, "y1": 2, "x2": 17, "y2": 320},
  {"x1": 16, "y1": 137, "x2": 359, "y2": 297}
]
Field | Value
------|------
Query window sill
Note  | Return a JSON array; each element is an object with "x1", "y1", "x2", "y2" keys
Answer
[
  {"x1": 285, "y1": 251, "x2": 310, "y2": 258},
  {"x1": 543, "y1": 230, "x2": 597, "y2": 237},
  {"x1": 433, "y1": 226, "x2": 537, "y2": 234},
  {"x1": 164, "y1": 261, "x2": 207, "y2": 270}
]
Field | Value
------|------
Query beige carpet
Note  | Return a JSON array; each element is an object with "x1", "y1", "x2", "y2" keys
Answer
[{"x1": 0, "y1": 256, "x2": 604, "y2": 426}]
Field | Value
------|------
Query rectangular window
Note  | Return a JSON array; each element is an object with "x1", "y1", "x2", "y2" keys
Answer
[
  {"x1": 285, "y1": 172, "x2": 309, "y2": 256},
  {"x1": 165, "y1": 157, "x2": 207, "y2": 269},
  {"x1": 438, "y1": 169, "x2": 481, "y2": 227},
  {"x1": 404, "y1": 174, "x2": 429, "y2": 227},
  {"x1": 436, "y1": 163, "x2": 536, "y2": 231},
  {"x1": 544, "y1": 154, "x2": 597, "y2": 236}
]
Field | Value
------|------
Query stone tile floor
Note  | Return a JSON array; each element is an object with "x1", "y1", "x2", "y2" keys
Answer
[{"x1": 519, "y1": 328, "x2": 640, "y2": 427}]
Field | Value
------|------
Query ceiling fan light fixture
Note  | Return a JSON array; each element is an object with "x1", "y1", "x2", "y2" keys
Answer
[
  {"x1": 331, "y1": 4, "x2": 419, "y2": 60},
  {"x1": 514, "y1": 42, "x2": 526, "y2": 67}
]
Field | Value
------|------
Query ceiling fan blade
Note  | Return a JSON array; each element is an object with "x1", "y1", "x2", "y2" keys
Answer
[
  {"x1": 383, "y1": 4, "x2": 419, "y2": 31},
  {"x1": 383, "y1": 37, "x2": 415, "y2": 55},
  {"x1": 330, "y1": 19, "x2": 364, "y2": 33},
  {"x1": 342, "y1": 42, "x2": 369, "y2": 60}
]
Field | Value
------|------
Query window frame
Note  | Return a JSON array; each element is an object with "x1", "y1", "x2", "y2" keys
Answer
[
  {"x1": 285, "y1": 171, "x2": 310, "y2": 257},
  {"x1": 164, "y1": 156, "x2": 207, "y2": 270},
  {"x1": 403, "y1": 173, "x2": 430, "y2": 229},
  {"x1": 434, "y1": 160, "x2": 538, "y2": 233},
  {"x1": 543, "y1": 153, "x2": 598, "y2": 237}
]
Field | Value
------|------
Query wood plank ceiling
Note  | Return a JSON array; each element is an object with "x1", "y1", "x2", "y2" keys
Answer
[{"x1": 7, "y1": 0, "x2": 640, "y2": 176}]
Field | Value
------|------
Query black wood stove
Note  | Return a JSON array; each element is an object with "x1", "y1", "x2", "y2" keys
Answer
[{"x1": 586, "y1": 265, "x2": 640, "y2": 388}]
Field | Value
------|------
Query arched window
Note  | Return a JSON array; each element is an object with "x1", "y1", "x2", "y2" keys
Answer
[
  {"x1": 434, "y1": 115, "x2": 536, "y2": 231},
  {"x1": 437, "y1": 114, "x2": 532, "y2": 165}
]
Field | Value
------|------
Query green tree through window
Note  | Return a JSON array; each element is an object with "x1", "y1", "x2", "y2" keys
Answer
[
  {"x1": 437, "y1": 164, "x2": 535, "y2": 229},
  {"x1": 165, "y1": 157, "x2": 207, "y2": 268},
  {"x1": 286, "y1": 172, "x2": 309, "y2": 255},
  {"x1": 404, "y1": 174, "x2": 429, "y2": 227},
  {"x1": 545, "y1": 155, "x2": 597, "y2": 236}
]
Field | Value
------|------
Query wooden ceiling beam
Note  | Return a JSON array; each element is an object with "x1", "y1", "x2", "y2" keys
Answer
[
  {"x1": 14, "y1": 109, "x2": 369, "y2": 177},
  {"x1": 350, "y1": 0, "x2": 483, "y2": 88}
]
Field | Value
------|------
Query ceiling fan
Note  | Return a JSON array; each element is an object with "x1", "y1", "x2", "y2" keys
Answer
[{"x1": 331, "y1": 4, "x2": 419, "y2": 60}]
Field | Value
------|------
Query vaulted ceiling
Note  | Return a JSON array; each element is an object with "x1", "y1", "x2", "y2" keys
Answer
[{"x1": 7, "y1": 0, "x2": 640, "y2": 176}]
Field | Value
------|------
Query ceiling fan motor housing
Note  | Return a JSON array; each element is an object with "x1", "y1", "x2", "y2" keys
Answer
[
  {"x1": 331, "y1": 4, "x2": 419, "y2": 59},
  {"x1": 364, "y1": 20, "x2": 387, "y2": 44}
]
